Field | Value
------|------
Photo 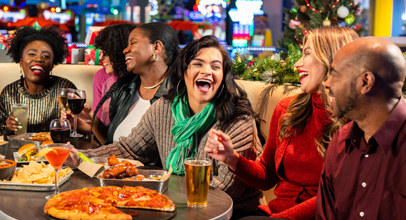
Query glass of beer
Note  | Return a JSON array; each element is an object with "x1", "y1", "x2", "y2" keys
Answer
[
  {"x1": 57, "y1": 88, "x2": 71, "y2": 111},
  {"x1": 12, "y1": 103, "x2": 28, "y2": 135},
  {"x1": 184, "y1": 157, "x2": 211, "y2": 208}
]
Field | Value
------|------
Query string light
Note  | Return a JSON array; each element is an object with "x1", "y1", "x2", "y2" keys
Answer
[{"x1": 304, "y1": 0, "x2": 339, "y2": 13}]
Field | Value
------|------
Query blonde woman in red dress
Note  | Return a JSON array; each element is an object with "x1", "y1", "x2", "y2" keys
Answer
[{"x1": 205, "y1": 26, "x2": 359, "y2": 220}]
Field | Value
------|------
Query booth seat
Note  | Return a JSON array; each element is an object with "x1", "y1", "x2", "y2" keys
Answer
[
  {"x1": 0, "y1": 63, "x2": 101, "y2": 107},
  {"x1": 0, "y1": 63, "x2": 301, "y2": 203}
]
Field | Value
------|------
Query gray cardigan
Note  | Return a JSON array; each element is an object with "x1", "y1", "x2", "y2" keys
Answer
[{"x1": 81, "y1": 97, "x2": 266, "y2": 211}]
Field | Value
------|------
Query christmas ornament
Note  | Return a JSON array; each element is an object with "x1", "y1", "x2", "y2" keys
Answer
[
  {"x1": 323, "y1": 18, "x2": 331, "y2": 26},
  {"x1": 337, "y1": 6, "x2": 350, "y2": 18},
  {"x1": 345, "y1": 14, "x2": 355, "y2": 24},
  {"x1": 300, "y1": 5, "x2": 307, "y2": 13},
  {"x1": 354, "y1": 24, "x2": 362, "y2": 31},
  {"x1": 303, "y1": 29, "x2": 308, "y2": 34},
  {"x1": 290, "y1": 8, "x2": 298, "y2": 14},
  {"x1": 289, "y1": 19, "x2": 301, "y2": 30}
]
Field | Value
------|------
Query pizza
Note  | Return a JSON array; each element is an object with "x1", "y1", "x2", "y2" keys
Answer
[
  {"x1": 44, "y1": 186, "x2": 175, "y2": 219},
  {"x1": 29, "y1": 132, "x2": 51, "y2": 142},
  {"x1": 116, "y1": 186, "x2": 175, "y2": 212}
]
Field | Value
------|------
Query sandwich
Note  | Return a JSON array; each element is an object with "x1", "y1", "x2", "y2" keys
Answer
[{"x1": 18, "y1": 143, "x2": 39, "y2": 161}]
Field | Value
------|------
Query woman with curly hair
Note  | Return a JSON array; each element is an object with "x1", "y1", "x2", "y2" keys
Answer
[
  {"x1": 65, "y1": 22, "x2": 179, "y2": 145},
  {"x1": 0, "y1": 26, "x2": 76, "y2": 135},
  {"x1": 66, "y1": 36, "x2": 265, "y2": 216},
  {"x1": 63, "y1": 23, "x2": 136, "y2": 142},
  {"x1": 204, "y1": 26, "x2": 359, "y2": 219},
  {"x1": 92, "y1": 23, "x2": 137, "y2": 125}
]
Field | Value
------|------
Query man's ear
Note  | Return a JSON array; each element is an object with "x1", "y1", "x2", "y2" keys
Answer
[{"x1": 359, "y1": 71, "x2": 375, "y2": 95}]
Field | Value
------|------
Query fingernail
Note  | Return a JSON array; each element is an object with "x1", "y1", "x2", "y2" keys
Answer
[
  {"x1": 219, "y1": 143, "x2": 224, "y2": 151},
  {"x1": 15, "y1": 118, "x2": 18, "y2": 122},
  {"x1": 18, "y1": 125, "x2": 22, "y2": 129}
]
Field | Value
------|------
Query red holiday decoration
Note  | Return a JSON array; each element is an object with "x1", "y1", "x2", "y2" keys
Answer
[{"x1": 305, "y1": 0, "x2": 339, "y2": 13}]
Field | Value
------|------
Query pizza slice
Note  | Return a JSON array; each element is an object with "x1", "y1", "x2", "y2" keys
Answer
[
  {"x1": 45, "y1": 187, "x2": 131, "y2": 220},
  {"x1": 116, "y1": 186, "x2": 175, "y2": 212},
  {"x1": 29, "y1": 132, "x2": 51, "y2": 142}
]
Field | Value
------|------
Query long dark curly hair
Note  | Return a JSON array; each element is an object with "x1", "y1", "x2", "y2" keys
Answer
[
  {"x1": 7, "y1": 26, "x2": 68, "y2": 65},
  {"x1": 165, "y1": 35, "x2": 265, "y2": 144},
  {"x1": 94, "y1": 23, "x2": 137, "y2": 77}
]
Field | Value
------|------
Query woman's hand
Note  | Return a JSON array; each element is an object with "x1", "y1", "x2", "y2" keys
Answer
[
  {"x1": 6, "y1": 115, "x2": 19, "y2": 132},
  {"x1": 62, "y1": 103, "x2": 93, "y2": 133},
  {"x1": 204, "y1": 129, "x2": 240, "y2": 171},
  {"x1": 64, "y1": 147, "x2": 80, "y2": 168}
]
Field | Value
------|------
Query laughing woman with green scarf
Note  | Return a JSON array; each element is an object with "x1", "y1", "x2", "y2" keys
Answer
[{"x1": 66, "y1": 36, "x2": 266, "y2": 218}]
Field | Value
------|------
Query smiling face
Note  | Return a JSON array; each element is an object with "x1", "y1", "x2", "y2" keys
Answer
[
  {"x1": 20, "y1": 40, "x2": 54, "y2": 84},
  {"x1": 123, "y1": 28, "x2": 154, "y2": 74},
  {"x1": 101, "y1": 51, "x2": 114, "y2": 74},
  {"x1": 294, "y1": 40, "x2": 327, "y2": 94},
  {"x1": 184, "y1": 47, "x2": 223, "y2": 113}
]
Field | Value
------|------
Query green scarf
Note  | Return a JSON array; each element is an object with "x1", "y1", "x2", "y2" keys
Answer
[{"x1": 167, "y1": 90, "x2": 215, "y2": 175}]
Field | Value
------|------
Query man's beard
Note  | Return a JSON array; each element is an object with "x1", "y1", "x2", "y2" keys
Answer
[{"x1": 336, "y1": 81, "x2": 357, "y2": 119}]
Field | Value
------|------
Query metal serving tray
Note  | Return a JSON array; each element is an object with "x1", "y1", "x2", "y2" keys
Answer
[
  {"x1": 0, "y1": 170, "x2": 73, "y2": 191},
  {"x1": 7, "y1": 133, "x2": 42, "y2": 149},
  {"x1": 13, "y1": 152, "x2": 47, "y2": 164},
  {"x1": 97, "y1": 169, "x2": 169, "y2": 193}
]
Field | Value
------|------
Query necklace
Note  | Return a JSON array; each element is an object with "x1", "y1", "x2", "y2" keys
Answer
[{"x1": 141, "y1": 77, "x2": 165, "y2": 89}]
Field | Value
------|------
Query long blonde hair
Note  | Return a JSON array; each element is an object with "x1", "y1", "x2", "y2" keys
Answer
[{"x1": 279, "y1": 26, "x2": 359, "y2": 159}]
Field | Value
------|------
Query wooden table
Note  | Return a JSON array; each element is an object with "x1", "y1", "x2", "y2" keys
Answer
[{"x1": 0, "y1": 140, "x2": 233, "y2": 220}]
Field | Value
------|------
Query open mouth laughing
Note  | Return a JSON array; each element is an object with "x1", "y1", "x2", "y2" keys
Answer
[
  {"x1": 298, "y1": 70, "x2": 308, "y2": 82},
  {"x1": 196, "y1": 79, "x2": 212, "y2": 93},
  {"x1": 30, "y1": 65, "x2": 44, "y2": 75}
]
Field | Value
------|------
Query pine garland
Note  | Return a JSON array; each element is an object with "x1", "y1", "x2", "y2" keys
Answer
[{"x1": 233, "y1": 45, "x2": 302, "y2": 85}]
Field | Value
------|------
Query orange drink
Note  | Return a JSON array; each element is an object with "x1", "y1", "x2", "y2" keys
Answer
[
  {"x1": 184, "y1": 158, "x2": 211, "y2": 208},
  {"x1": 44, "y1": 147, "x2": 71, "y2": 170},
  {"x1": 39, "y1": 143, "x2": 73, "y2": 199}
]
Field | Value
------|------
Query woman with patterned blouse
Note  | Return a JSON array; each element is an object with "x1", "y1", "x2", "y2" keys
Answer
[{"x1": 0, "y1": 26, "x2": 76, "y2": 135}]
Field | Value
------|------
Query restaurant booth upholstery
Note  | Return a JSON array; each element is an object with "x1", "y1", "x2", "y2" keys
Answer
[{"x1": 0, "y1": 63, "x2": 301, "y2": 202}]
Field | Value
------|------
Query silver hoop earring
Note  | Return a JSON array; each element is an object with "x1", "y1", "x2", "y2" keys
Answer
[{"x1": 153, "y1": 54, "x2": 158, "y2": 62}]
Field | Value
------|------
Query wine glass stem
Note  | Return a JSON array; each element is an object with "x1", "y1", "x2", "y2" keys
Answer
[
  {"x1": 73, "y1": 114, "x2": 78, "y2": 137},
  {"x1": 54, "y1": 168, "x2": 60, "y2": 195}
]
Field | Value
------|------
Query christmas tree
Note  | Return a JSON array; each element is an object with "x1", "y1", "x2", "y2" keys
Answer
[{"x1": 279, "y1": 0, "x2": 363, "y2": 49}]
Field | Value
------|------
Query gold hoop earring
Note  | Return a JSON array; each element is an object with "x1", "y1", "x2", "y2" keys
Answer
[
  {"x1": 153, "y1": 54, "x2": 158, "y2": 62},
  {"x1": 20, "y1": 66, "x2": 23, "y2": 81}
]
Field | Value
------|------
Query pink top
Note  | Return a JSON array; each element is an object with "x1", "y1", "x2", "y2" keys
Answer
[
  {"x1": 92, "y1": 68, "x2": 113, "y2": 112},
  {"x1": 98, "y1": 75, "x2": 117, "y2": 125}
]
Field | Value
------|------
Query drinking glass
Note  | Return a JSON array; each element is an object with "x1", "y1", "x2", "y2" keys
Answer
[
  {"x1": 67, "y1": 89, "x2": 86, "y2": 138},
  {"x1": 184, "y1": 157, "x2": 211, "y2": 208},
  {"x1": 57, "y1": 88, "x2": 71, "y2": 111},
  {"x1": 12, "y1": 103, "x2": 28, "y2": 135},
  {"x1": 50, "y1": 119, "x2": 71, "y2": 143},
  {"x1": 39, "y1": 143, "x2": 73, "y2": 200}
]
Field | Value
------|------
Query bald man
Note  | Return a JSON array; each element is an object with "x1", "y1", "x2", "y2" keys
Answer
[{"x1": 316, "y1": 37, "x2": 406, "y2": 219}]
